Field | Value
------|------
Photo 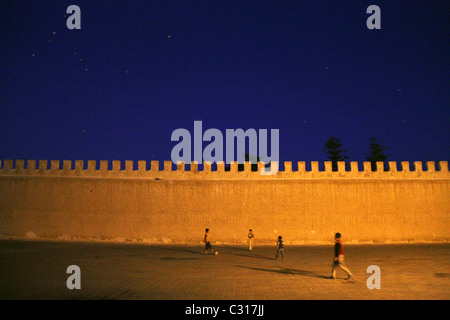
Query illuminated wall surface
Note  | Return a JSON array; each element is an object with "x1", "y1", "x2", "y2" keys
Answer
[{"x1": 0, "y1": 159, "x2": 449, "y2": 244}]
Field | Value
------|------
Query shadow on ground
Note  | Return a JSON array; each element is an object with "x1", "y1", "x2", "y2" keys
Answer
[
  {"x1": 229, "y1": 252, "x2": 274, "y2": 261},
  {"x1": 235, "y1": 265, "x2": 327, "y2": 279},
  {"x1": 153, "y1": 245, "x2": 204, "y2": 255},
  {"x1": 161, "y1": 257, "x2": 199, "y2": 261}
]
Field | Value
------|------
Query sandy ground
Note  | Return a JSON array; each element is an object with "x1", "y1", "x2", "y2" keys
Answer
[{"x1": 0, "y1": 240, "x2": 449, "y2": 299}]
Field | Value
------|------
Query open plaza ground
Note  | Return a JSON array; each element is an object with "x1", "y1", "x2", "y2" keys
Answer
[{"x1": 0, "y1": 240, "x2": 448, "y2": 300}]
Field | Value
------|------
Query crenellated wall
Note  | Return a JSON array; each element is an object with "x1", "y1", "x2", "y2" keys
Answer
[
  {"x1": 0, "y1": 159, "x2": 448, "y2": 179},
  {"x1": 0, "y1": 159, "x2": 449, "y2": 244}
]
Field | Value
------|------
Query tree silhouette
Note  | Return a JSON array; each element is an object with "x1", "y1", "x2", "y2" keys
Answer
[
  {"x1": 322, "y1": 136, "x2": 349, "y2": 171},
  {"x1": 238, "y1": 153, "x2": 262, "y2": 171},
  {"x1": 366, "y1": 138, "x2": 389, "y2": 171}
]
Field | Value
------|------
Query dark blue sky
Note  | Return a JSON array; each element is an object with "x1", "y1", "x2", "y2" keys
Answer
[{"x1": 1, "y1": 1, "x2": 449, "y2": 167}]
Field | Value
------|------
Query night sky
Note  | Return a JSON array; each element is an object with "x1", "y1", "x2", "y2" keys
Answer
[{"x1": 1, "y1": 1, "x2": 449, "y2": 169}]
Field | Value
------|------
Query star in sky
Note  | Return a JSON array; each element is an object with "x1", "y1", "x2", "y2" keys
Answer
[{"x1": 1, "y1": 1, "x2": 448, "y2": 164}]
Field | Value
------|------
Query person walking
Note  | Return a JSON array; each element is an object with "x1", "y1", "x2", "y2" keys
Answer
[{"x1": 329, "y1": 233, "x2": 353, "y2": 280}]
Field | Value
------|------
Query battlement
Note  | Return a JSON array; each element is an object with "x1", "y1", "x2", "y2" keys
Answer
[{"x1": 0, "y1": 159, "x2": 448, "y2": 180}]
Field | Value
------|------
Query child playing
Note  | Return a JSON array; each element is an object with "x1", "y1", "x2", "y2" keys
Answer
[
  {"x1": 247, "y1": 229, "x2": 255, "y2": 251},
  {"x1": 329, "y1": 233, "x2": 353, "y2": 280},
  {"x1": 276, "y1": 235, "x2": 285, "y2": 260},
  {"x1": 204, "y1": 228, "x2": 216, "y2": 255}
]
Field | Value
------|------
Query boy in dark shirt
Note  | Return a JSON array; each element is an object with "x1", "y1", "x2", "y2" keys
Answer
[
  {"x1": 276, "y1": 235, "x2": 285, "y2": 260},
  {"x1": 329, "y1": 233, "x2": 353, "y2": 280},
  {"x1": 204, "y1": 228, "x2": 216, "y2": 255}
]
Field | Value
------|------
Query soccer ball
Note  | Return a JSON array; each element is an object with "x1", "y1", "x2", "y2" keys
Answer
[{"x1": 215, "y1": 251, "x2": 219, "y2": 255}]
